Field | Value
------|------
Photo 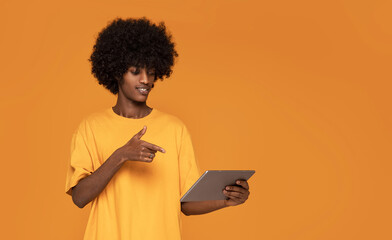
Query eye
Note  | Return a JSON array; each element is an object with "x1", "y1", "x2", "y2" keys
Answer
[{"x1": 130, "y1": 68, "x2": 140, "y2": 75}]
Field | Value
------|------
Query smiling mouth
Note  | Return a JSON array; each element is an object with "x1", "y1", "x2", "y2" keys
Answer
[{"x1": 136, "y1": 86, "x2": 150, "y2": 95}]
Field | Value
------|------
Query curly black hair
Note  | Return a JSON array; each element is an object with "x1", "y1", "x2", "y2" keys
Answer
[{"x1": 89, "y1": 17, "x2": 179, "y2": 95}]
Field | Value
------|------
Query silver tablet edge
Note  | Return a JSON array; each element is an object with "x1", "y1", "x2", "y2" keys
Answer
[
  {"x1": 180, "y1": 170, "x2": 255, "y2": 202},
  {"x1": 180, "y1": 170, "x2": 209, "y2": 202}
]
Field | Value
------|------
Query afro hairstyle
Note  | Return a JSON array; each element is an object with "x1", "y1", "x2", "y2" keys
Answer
[{"x1": 89, "y1": 17, "x2": 179, "y2": 95}]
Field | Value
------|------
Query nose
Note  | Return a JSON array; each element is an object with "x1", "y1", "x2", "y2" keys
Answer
[{"x1": 139, "y1": 68, "x2": 149, "y2": 84}]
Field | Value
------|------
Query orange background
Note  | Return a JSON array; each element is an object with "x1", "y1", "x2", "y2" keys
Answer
[{"x1": 0, "y1": 0, "x2": 391, "y2": 239}]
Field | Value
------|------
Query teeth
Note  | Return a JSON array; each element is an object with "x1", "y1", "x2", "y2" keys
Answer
[{"x1": 138, "y1": 88, "x2": 148, "y2": 92}]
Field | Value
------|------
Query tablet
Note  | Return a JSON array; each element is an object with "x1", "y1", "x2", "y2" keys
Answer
[{"x1": 180, "y1": 170, "x2": 255, "y2": 202}]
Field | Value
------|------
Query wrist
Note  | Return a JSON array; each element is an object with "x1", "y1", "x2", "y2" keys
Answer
[
  {"x1": 218, "y1": 199, "x2": 229, "y2": 208},
  {"x1": 112, "y1": 149, "x2": 127, "y2": 165}
]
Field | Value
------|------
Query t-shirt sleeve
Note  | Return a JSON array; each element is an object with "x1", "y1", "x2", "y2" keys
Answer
[
  {"x1": 65, "y1": 120, "x2": 94, "y2": 196},
  {"x1": 178, "y1": 124, "x2": 201, "y2": 197}
]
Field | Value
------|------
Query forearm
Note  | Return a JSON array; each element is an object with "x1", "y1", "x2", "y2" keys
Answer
[
  {"x1": 72, "y1": 150, "x2": 125, "y2": 208},
  {"x1": 181, "y1": 200, "x2": 228, "y2": 216}
]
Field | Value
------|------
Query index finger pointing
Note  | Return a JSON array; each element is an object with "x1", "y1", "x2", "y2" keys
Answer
[
  {"x1": 141, "y1": 141, "x2": 166, "y2": 153},
  {"x1": 236, "y1": 180, "x2": 249, "y2": 190}
]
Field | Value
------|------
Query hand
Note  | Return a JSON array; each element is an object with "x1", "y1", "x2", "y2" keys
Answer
[
  {"x1": 223, "y1": 180, "x2": 250, "y2": 207},
  {"x1": 117, "y1": 126, "x2": 166, "y2": 163}
]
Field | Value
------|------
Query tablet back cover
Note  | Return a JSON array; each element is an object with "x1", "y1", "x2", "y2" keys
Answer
[{"x1": 180, "y1": 170, "x2": 255, "y2": 202}]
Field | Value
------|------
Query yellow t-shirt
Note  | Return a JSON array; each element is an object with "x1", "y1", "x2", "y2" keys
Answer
[{"x1": 65, "y1": 107, "x2": 200, "y2": 240}]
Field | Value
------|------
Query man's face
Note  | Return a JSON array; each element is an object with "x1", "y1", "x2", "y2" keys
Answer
[{"x1": 118, "y1": 66, "x2": 155, "y2": 103}]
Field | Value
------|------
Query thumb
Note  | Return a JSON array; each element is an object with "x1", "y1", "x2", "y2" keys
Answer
[{"x1": 133, "y1": 126, "x2": 147, "y2": 140}]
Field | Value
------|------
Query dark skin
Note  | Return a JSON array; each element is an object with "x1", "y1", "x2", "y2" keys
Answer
[{"x1": 71, "y1": 66, "x2": 250, "y2": 213}]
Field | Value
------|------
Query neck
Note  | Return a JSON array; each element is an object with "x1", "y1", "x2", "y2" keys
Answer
[{"x1": 112, "y1": 97, "x2": 152, "y2": 119}]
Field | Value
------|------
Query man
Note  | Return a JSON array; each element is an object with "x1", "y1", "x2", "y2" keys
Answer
[{"x1": 65, "y1": 17, "x2": 250, "y2": 240}]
